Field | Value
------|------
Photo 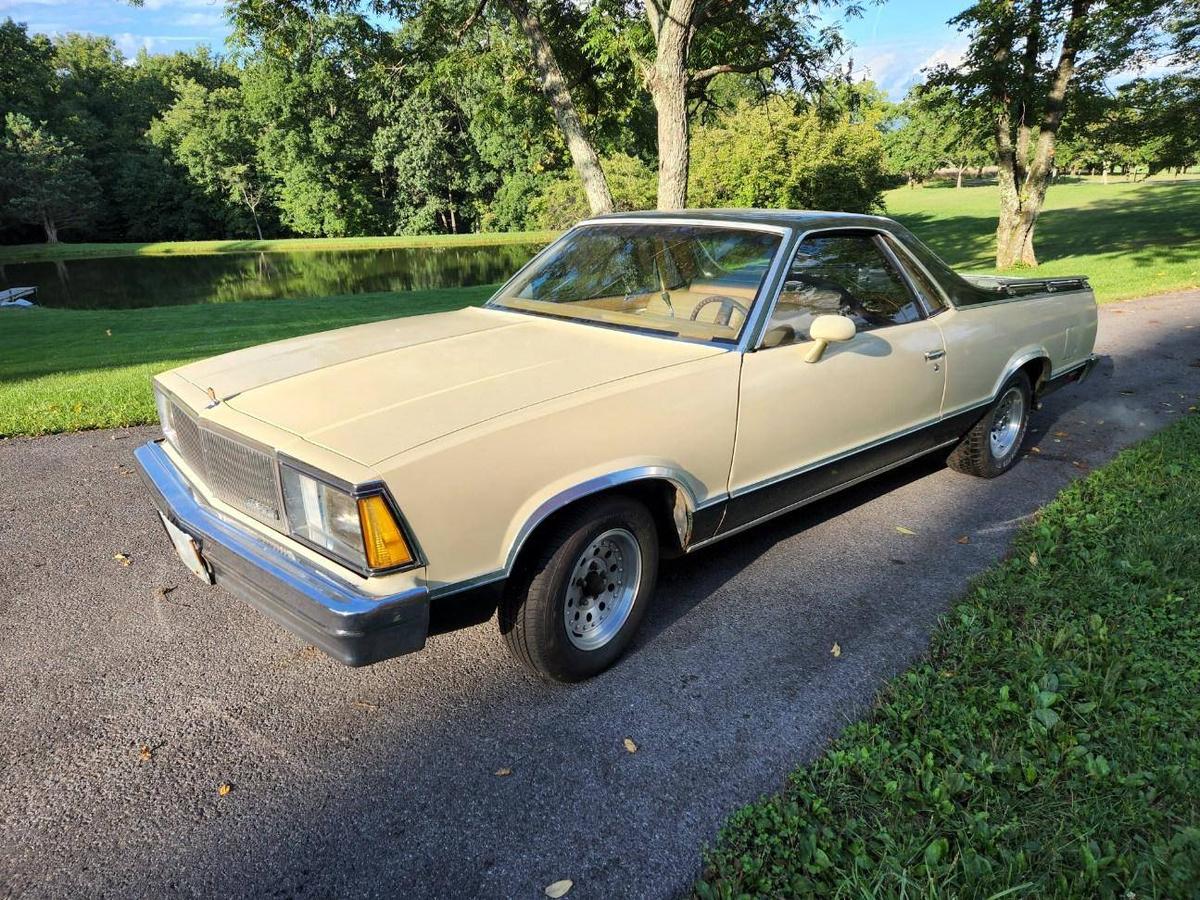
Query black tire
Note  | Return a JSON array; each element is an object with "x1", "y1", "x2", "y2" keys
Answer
[
  {"x1": 947, "y1": 372, "x2": 1032, "y2": 478},
  {"x1": 498, "y1": 495, "x2": 658, "y2": 682}
]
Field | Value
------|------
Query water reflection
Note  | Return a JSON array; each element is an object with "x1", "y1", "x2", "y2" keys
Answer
[{"x1": 0, "y1": 243, "x2": 545, "y2": 309}]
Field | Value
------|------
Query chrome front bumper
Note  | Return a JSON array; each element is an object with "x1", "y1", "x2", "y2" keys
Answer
[{"x1": 134, "y1": 440, "x2": 430, "y2": 666}]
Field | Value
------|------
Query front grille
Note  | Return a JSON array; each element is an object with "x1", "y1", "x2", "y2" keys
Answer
[
  {"x1": 167, "y1": 400, "x2": 282, "y2": 528},
  {"x1": 201, "y1": 428, "x2": 283, "y2": 526},
  {"x1": 170, "y1": 403, "x2": 206, "y2": 481}
]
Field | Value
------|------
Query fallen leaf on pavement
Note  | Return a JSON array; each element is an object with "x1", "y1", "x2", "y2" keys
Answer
[
  {"x1": 1053, "y1": 430, "x2": 1069, "y2": 438},
  {"x1": 1072, "y1": 460, "x2": 1089, "y2": 469},
  {"x1": 217, "y1": 783, "x2": 232, "y2": 797},
  {"x1": 545, "y1": 880, "x2": 573, "y2": 898},
  {"x1": 895, "y1": 525, "x2": 915, "y2": 535},
  {"x1": 113, "y1": 553, "x2": 131, "y2": 566},
  {"x1": 623, "y1": 738, "x2": 638, "y2": 753},
  {"x1": 1030, "y1": 446, "x2": 1041, "y2": 454},
  {"x1": 350, "y1": 700, "x2": 378, "y2": 711},
  {"x1": 138, "y1": 745, "x2": 152, "y2": 762},
  {"x1": 831, "y1": 642, "x2": 842, "y2": 658},
  {"x1": 956, "y1": 535, "x2": 970, "y2": 544},
  {"x1": 494, "y1": 767, "x2": 512, "y2": 777}
]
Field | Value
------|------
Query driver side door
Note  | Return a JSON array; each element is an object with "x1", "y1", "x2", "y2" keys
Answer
[{"x1": 723, "y1": 230, "x2": 948, "y2": 532}]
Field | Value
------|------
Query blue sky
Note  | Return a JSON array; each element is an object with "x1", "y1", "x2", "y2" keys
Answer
[{"x1": 1, "y1": 0, "x2": 970, "y2": 99}]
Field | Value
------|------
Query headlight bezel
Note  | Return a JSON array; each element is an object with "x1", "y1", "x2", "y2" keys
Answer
[
  {"x1": 277, "y1": 453, "x2": 423, "y2": 578},
  {"x1": 154, "y1": 385, "x2": 177, "y2": 446}
]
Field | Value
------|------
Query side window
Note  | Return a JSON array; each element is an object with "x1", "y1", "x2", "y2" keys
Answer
[
  {"x1": 885, "y1": 237, "x2": 948, "y2": 313},
  {"x1": 762, "y1": 233, "x2": 923, "y2": 348}
]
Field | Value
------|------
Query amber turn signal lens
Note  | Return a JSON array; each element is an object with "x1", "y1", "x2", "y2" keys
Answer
[{"x1": 357, "y1": 494, "x2": 414, "y2": 570}]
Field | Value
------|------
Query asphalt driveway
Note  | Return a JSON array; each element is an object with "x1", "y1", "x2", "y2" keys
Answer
[{"x1": 1, "y1": 292, "x2": 1198, "y2": 899}]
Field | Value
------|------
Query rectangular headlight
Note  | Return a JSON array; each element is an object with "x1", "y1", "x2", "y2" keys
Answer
[
  {"x1": 281, "y1": 465, "x2": 367, "y2": 569},
  {"x1": 280, "y1": 464, "x2": 416, "y2": 574}
]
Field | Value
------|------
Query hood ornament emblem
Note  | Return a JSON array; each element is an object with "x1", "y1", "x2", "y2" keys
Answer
[{"x1": 205, "y1": 387, "x2": 220, "y2": 408}]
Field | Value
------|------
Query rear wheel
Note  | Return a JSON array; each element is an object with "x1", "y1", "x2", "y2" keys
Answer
[
  {"x1": 499, "y1": 495, "x2": 658, "y2": 682},
  {"x1": 947, "y1": 372, "x2": 1032, "y2": 478}
]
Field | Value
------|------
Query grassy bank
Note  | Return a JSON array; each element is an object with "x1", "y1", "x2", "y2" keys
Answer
[
  {"x1": 0, "y1": 285, "x2": 495, "y2": 437},
  {"x1": 697, "y1": 413, "x2": 1200, "y2": 898},
  {"x1": 0, "y1": 230, "x2": 557, "y2": 264},
  {"x1": 886, "y1": 177, "x2": 1200, "y2": 303}
]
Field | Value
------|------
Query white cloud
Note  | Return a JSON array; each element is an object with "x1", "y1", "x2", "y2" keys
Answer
[
  {"x1": 177, "y1": 11, "x2": 224, "y2": 27},
  {"x1": 916, "y1": 43, "x2": 968, "y2": 76}
]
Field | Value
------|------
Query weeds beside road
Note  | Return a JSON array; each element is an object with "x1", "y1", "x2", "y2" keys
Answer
[{"x1": 697, "y1": 412, "x2": 1200, "y2": 898}]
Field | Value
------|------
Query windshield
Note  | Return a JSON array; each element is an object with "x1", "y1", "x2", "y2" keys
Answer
[{"x1": 489, "y1": 222, "x2": 783, "y2": 343}]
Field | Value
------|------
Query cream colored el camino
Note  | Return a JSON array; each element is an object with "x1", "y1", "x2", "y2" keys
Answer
[{"x1": 136, "y1": 211, "x2": 1098, "y2": 681}]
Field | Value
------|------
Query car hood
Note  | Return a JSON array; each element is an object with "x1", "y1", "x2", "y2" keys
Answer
[{"x1": 176, "y1": 306, "x2": 724, "y2": 466}]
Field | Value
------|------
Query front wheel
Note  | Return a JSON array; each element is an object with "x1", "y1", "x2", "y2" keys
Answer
[
  {"x1": 498, "y1": 495, "x2": 658, "y2": 682},
  {"x1": 947, "y1": 372, "x2": 1032, "y2": 478}
]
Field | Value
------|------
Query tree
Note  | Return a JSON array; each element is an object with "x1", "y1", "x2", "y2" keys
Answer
[
  {"x1": 0, "y1": 20, "x2": 54, "y2": 129},
  {"x1": 884, "y1": 84, "x2": 990, "y2": 187},
  {"x1": 230, "y1": 0, "x2": 616, "y2": 217},
  {"x1": 151, "y1": 80, "x2": 272, "y2": 239},
  {"x1": 0, "y1": 114, "x2": 101, "y2": 242},
  {"x1": 582, "y1": 0, "x2": 850, "y2": 209},
  {"x1": 935, "y1": 0, "x2": 1179, "y2": 267}
]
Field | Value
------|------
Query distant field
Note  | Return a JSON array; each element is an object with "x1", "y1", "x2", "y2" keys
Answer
[
  {"x1": 0, "y1": 230, "x2": 557, "y2": 265},
  {"x1": 885, "y1": 177, "x2": 1200, "y2": 302}
]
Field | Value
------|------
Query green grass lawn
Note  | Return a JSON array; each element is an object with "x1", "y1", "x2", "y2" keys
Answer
[
  {"x1": 696, "y1": 413, "x2": 1200, "y2": 898},
  {"x1": 0, "y1": 285, "x2": 495, "y2": 437},
  {"x1": 0, "y1": 230, "x2": 557, "y2": 264},
  {"x1": 885, "y1": 176, "x2": 1200, "y2": 303}
]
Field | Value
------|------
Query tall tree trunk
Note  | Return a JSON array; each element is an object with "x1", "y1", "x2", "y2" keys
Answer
[
  {"x1": 993, "y1": 0, "x2": 1088, "y2": 268},
  {"x1": 644, "y1": 0, "x2": 697, "y2": 210},
  {"x1": 647, "y1": 66, "x2": 689, "y2": 209},
  {"x1": 43, "y1": 214, "x2": 59, "y2": 244},
  {"x1": 956, "y1": 165, "x2": 965, "y2": 189},
  {"x1": 503, "y1": 0, "x2": 613, "y2": 216}
]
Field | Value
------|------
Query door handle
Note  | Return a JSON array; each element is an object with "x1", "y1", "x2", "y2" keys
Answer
[{"x1": 924, "y1": 349, "x2": 946, "y2": 360}]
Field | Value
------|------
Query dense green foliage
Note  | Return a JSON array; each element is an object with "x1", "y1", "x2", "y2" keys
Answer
[
  {"x1": 0, "y1": 8, "x2": 881, "y2": 245},
  {"x1": 0, "y1": 285, "x2": 495, "y2": 436},
  {"x1": 698, "y1": 412, "x2": 1200, "y2": 897},
  {"x1": 688, "y1": 99, "x2": 888, "y2": 211}
]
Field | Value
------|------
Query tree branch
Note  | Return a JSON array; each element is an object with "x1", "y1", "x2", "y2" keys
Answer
[
  {"x1": 689, "y1": 56, "x2": 782, "y2": 84},
  {"x1": 455, "y1": 0, "x2": 490, "y2": 41}
]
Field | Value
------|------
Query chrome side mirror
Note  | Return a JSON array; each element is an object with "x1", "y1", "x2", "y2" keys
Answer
[{"x1": 804, "y1": 315, "x2": 856, "y2": 363}]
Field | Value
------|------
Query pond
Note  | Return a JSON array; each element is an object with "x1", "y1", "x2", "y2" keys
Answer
[{"x1": 0, "y1": 243, "x2": 547, "y2": 310}]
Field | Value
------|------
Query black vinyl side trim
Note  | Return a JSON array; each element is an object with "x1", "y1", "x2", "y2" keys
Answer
[
  {"x1": 719, "y1": 406, "x2": 988, "y2": 535},
  {"x1": 690, "y1": 502, "x2": 727, "y2": 545}
]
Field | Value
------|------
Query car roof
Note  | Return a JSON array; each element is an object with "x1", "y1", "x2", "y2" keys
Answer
[{"x1": 582, "y1": 208, "x2": 900, "y2": 232}]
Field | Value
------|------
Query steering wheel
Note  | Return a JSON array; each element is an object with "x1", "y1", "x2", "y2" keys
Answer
[
  {"x1": 790, "y1": 274, "x2": 892, "y2": 329},
  {"x1": 689, "y1": 294, "x2": 749, "y2": 326}
]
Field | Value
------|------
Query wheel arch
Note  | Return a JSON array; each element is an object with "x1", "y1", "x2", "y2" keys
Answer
[
  {"x1": 993, "y1": 348, "x2": 1051, "y2": 400},
  {"x1": 503, "y1": 468, "x2": 701, "y2": 578}
]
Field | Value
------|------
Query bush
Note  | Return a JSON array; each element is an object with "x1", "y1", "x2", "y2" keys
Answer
[
  {"x1": 689, "y1": 99, "x2": 888, "y2": 213},
  {"x1": 528, "y1": 153, "x2": 657, "y2": 229}
]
